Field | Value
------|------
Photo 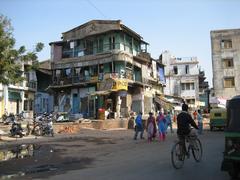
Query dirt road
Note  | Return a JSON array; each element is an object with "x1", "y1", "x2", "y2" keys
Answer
[{"x1": 0, "y1": 128, "x2": 229, "y2": 180}]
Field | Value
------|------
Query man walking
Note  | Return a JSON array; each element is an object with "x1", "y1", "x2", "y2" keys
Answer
[{"x1": 134, "y1": 112, "x2": 144, "y2": 140}]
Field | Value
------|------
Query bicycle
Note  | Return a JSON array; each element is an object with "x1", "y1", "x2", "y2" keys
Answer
[{"x1": 171, "y1": 130, "x2": 203, "y2": 169}]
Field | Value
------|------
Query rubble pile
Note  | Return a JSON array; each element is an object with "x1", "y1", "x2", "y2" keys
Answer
[{"x1": 57, "y1": 126, "x2": 80, "y2": 134}]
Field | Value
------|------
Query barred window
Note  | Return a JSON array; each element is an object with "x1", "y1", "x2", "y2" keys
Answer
[
  {"x1": 221, "y1": 40, "x2": 232, "y2": 49},
  {"x1": 224, "y1": 77, "x2": 235, "y2": 88},
  {"x1": 223, "y1": 58, "x2": 234, "y2": 68}
]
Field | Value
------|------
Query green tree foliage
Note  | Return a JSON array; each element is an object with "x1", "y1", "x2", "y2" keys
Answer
[{"x1": 0, "y1": 14, "x2": 44, "y2": 85}]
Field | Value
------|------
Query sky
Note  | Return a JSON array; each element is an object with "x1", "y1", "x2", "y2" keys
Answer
[{"x1": 0, "y1": 0, "x2": 240, "y2": 87}]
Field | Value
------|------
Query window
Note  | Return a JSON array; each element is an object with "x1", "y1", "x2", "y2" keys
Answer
[
  {"x1": 97, "y1": 38, "x2": 103, "y2": 52},
  {"x1": 185, "y1": 65, "x2": 189, "y2": 74},
  {"x1": 224, "y1": 77, "x2": 235, "y2": 88},
  {"x1": 181, "y1": 83, "x2": 194, "y2": 90},
  {"x1": 99, "y1": 64, "x2": 104, "y2": 73},
  {"x1": 221, "y1": 40, "x2": 232, "y2": 49},
  {"x1": 173, "y1": 66, "x2": 178, "y2": 74},
  {"x1": 29, "y1": 100, "x2": 33, "y2": 111},
  {"x1": 223, "y1": 58, "x2": 234, "y2": 68},
  {"x1": 109, "y1": 36, "x2": 115, "y2": 50},
  {"x1": 86, "y1": 40, "x2": 93, "y2": 55},
  {"x1": 191, "y1": 83, "x2": 195, "y2": 90},
  {"x1": 181, "y1": 83, "x2": 185, "y2": 90},
  {"x1": 24, "y1": 100, "x2": 28, "y2": 111}
]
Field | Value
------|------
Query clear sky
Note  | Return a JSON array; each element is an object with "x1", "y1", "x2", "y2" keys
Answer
[{"x1": 1, "y1": 0, "x2": 240, "y2": 87}]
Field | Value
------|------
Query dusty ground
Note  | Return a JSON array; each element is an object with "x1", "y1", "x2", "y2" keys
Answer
[
  {"x1": 0, "y1": 128, "x2": 133, "y2": 179},
  {"x1": 0, "y1": 126, "x2": 230, "y2": 180}
]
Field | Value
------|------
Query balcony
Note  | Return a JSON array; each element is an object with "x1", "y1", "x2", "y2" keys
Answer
[
  {"x1": 25, "y1": 81, "x2": 37, "y2": 91},
  {"x1": 52, "y1": 71, "x2": 138, "y2": 87},
  {"x1": 53, "y1": 75, "x2": 99, "y2": 86}
]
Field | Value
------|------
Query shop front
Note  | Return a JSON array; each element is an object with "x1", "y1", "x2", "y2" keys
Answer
[{"x1": 89, "y1": 78, "x2": 128, "y2": 119}]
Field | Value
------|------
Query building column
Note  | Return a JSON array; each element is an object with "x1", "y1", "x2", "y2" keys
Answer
[{"x1": 116, "y1": 95, "x2": 122, "y2": 118}]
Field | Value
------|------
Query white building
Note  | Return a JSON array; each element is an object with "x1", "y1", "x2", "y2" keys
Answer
[
  {"x1": 161, "y1": 51, "x2": 200, "y2": 108},
  {"x1": 0, "y1": 60, "x2": 37, "y2": 118}
]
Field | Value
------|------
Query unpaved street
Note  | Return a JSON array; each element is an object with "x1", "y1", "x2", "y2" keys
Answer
[{"x1": 0, "y1": 129, "x2": 229, "y2": 180}]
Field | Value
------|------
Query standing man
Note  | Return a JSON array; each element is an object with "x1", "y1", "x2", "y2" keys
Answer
[{"x1": 134, "y1": 112, "x2": 144, "y2": 140}]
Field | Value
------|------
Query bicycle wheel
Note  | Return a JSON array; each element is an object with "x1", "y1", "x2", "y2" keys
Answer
[
  {"x1": 171, "y1": 142, "x2": 185, "y2": 169},
  {"x1": 191, "y1": 138, "x2": 202, "y2": 162}
]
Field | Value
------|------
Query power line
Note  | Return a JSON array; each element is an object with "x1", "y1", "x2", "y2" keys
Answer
[{"x1": 86, "y1": 0, "x2": 107, "y2": 19}]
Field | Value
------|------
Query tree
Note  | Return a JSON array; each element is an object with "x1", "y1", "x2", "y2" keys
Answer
[{"x1": 0, "y1": 14, "x2": 44, "y2": 85}]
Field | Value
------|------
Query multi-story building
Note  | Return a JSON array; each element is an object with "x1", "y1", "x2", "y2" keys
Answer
[
  {"x1": 0, "y1": 60, "x2": 37, "y2": 118},
  {"x1": 211, "y1": 29, "x2": 240, "y2": 99},
  {"x1": 48, "y1": 20, "x2": 165, "y2": 119},
  {"x1": 161, "y1": 50, "x2": 200, "y2": 109}
]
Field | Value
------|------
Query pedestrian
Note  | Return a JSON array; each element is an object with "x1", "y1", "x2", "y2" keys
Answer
[
  {"x1": 166, "y1": 111, "x2": 174, "y2": 133},
  {"x1": 197, "y1": 109, "x2": 203, "y2": 134},
  {"x1": 193, "y1": 110, "x2": 197, "y2": 120},
  {"x1": 134, "y1": 112, "x2": 144, "y2": 140},
  {"x1": 147, "y1": 112, "x2": 156, "y2": 142},
  {"x1": 156, "y1": 111, "x2": 166, "y2": 141}
]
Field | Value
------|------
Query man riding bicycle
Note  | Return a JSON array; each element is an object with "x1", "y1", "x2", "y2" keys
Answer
[{"x1": 177, "y1": 102, "x2": 199, "y2": 157}]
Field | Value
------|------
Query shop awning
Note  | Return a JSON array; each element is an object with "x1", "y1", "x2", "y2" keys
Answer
[
  {"x1": 154, "y1": 96, "x2": 174, "y2": 109},
  {"x1": 89, "y1": 90, "x2": 111, "y2": 96},
  {"x1": 9, "y1": 91, "x2": 21, "y2": 100}
]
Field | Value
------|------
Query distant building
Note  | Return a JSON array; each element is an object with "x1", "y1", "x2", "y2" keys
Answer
[
  {"x1": 211, "y1": 28, "x2": 240, "y2": 99},
  {"x1": 161, "y1": 51, "x2": 201, "y2": 109},
  {"x1": 48, "y1": 20, "x2": 165, "y2": 119},
  {"x1": 0, "y1": 60, "x2": 37, "y2": 118}
]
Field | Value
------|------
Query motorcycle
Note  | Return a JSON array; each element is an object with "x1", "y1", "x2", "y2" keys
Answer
[
  {"x1": 41, "y1": 119, "x2": 54, "y2": 137},
  {"x1": 10, "y1": 121, "x2": 24, "y2": 138},
  {"x1": 32, "y1": 113, "x2": 54, "y2": 137},
  {"x1": 3, "y1": 113, "x2": 15, "y2": 125}
]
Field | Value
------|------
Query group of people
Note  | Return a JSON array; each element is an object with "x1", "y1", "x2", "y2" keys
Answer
[
  {"x1": 134, "y1": 110, "x2": 174, "y2": 142},
  {"x1": 133, "y1": 102, "x2": 203, "y2": 143}
]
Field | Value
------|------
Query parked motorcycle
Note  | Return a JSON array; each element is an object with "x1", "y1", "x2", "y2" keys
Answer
[
  {"x1": 32, "y1": 112, "x2": 54, "y2": 137},
  {"x1": 3, "y1": 113, "x2": 15, "y2": 125},
  {"x1": 10, "y1": 121, "x2": 24, "y2": 138},
  {"x1": 41, "y1": 119, "x2": 54, "y2": 137}
]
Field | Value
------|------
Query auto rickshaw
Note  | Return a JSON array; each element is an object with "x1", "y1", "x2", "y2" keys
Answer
[
  {"x1": 221, "y1": 95, "x2": 240, "y2": 179},
  {"x1": 209, "y1": 108, "x2": 227, "y2": 131}
]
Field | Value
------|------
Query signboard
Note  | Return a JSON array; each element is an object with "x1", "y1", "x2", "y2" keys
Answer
[{"x1": 112, "y1": 79, "x2": 128, "y2": 91}]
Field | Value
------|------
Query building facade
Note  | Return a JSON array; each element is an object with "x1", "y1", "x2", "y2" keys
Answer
[
  {"x1": 35, "y1": 60, "x2": 54, "y2": 114},
  {"x1": 49, "y1": 20, "x2": 165, "y2": 119},
  {"x1": 161, "y1": 50, "x2": 200, "y2": 109},
  {"x1": 211, "y1": 29, "x2": 240, "y2": 99},
  {"x1": 0, "y1": 60, "x2": 37, "y2": 118}
]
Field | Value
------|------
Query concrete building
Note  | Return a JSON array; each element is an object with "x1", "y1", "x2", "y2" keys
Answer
[
  {"x1": 48, "y1": 20, "x2": 165, "y2": 119},
  {"x1": 211, "y1": 29, "x2": 240, "y2": 99},
  {"x1": 161, "y1": 51, "x2": 200, "y2": 109},
  {"x1": 0, "y1": 60, "x2": 37, "y2": 118}
]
